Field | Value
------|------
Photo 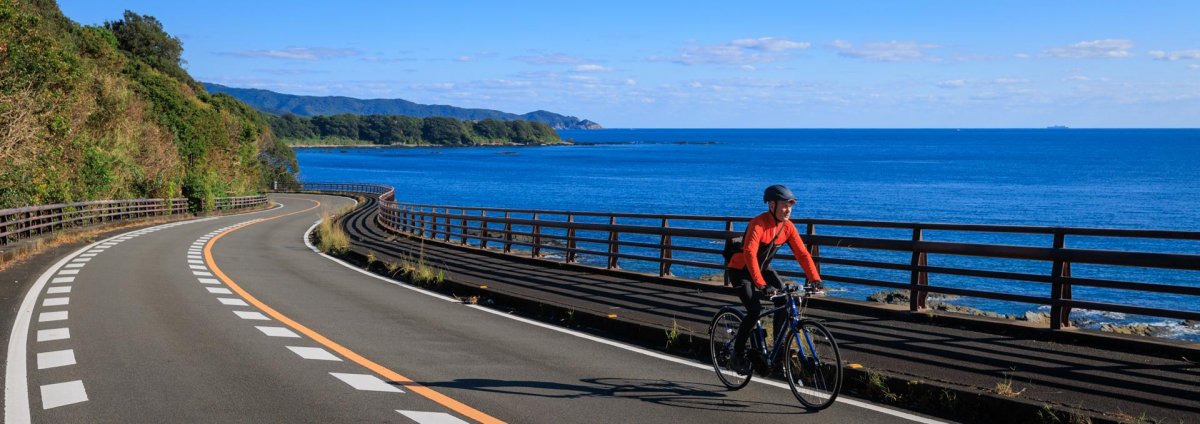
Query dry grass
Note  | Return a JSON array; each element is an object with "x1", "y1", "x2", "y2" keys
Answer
[
  {"x1": 315, "y1": 208, "x2": 351, "y2": 255},
  {"x1": 0, "y1": 86, "x2": 42, "y2": 165},
  {"x1": 994, "y1": 375, "x2": 1027, "y2": 398}
]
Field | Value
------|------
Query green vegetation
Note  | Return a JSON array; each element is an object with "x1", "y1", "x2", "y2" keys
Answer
[
  {"x1": 0, "y1": 2, "x2": 297, "y2": 210},
  {"x1": 267, "y1": 113, "x2": 565, "y2": 146}
]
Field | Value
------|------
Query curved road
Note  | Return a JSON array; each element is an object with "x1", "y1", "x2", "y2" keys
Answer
[{"x1": 6, "y1": 194, "x2": 943, "y2": 423}]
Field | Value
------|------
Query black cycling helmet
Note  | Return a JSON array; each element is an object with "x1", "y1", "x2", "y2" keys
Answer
[{"x1": 763, "y1": 184, "x2": 796, "y2": 203}]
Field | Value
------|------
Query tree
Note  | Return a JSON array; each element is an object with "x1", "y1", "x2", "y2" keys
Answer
[
  {"x1": 473, "y1": 119, "x2": 512, "y2": 142},
  {"x1": 422, "y1": 117, "x2": 469, "y2": 145},
  {"x1": 105, "y1": 10, "x2": 186, "y2": 80}
]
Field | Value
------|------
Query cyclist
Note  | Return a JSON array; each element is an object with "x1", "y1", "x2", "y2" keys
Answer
[{"x1": 726, "y1": 184, "x2": 823, "y2": 374}]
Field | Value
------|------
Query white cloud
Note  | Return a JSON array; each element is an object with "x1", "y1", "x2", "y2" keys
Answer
[
  {"x1": 455, "y1": 56, "x2": 474, "y2": 62},
  {"x1": 669, "y1": 37, "x2": 809, "y2": 65},
  {"x1": 829, "y1": 40, "x2": 942, "y2": 62},
  {"x1": 223, "y1": 47, "x2": 360, "y2": 60},
  {"x1": 1043, "y1": 39, "x2": 1133, "y2": 58},
  {"x1": 729, "y1": 37, "x2": 810, "y2": 52},
  {"x1": 991, "y1": 78, "x2": 1028, "y2": 85},
  {"x1": 574, "y1": 64, "x2": 612, "y2": 72},
  {"x1": 937, "y1": 79, "x2": 967, "y2": 89},
  {"x1": 741, "y1": 65, "x2": 757, "y2": 71},
  {"x1": 1148, "y1": 50, "x2": 1200, "y2": 61},
  {"x1": 625, "y1": 79, "x2": 637, "y2": 85},
  {"x1": 1190, "y1": 64, "x2": 1200, "y2": 70},
  {"x1": 514, "y1": 53, "x2": 583, "y2": 65}
]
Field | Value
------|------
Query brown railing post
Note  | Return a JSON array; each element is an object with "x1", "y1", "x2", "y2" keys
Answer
[
  {"x1": 566, "y1": 214, "x2": 577, "y2": 263},
  {"x1": 461, "y1": 209, "x2": 469, "y2": 246},
  {"x1": 1050, "y1": 231, "x2": 1071, "y2": 329},
  {"x1": 659, "y1": 218, "x2": 672, "y2": 276},
  {"x1": 909, "y1": 227, "x2": 928, "y2": 311},
  {"x1": 607, "y1": 215, "x2": 619, "y2": 269},
  {"x1": 479, "y1": 211, "x2": 489, "y2": 249},
  {"x1": 532, "y1": 213, "x2": 541, "y2": 258},
  {"x1": 443, "y1": 209, "x2": 452, "y2": 242},
  {"x1": 503, "y1": 212, "x2": 513, "y2": 253},
  {"x1": 806, "y1": 223, "x2": 820, "y2": 274},
  {"x1": 420, "y1": 209, "x2": 429, "y2": 238}
]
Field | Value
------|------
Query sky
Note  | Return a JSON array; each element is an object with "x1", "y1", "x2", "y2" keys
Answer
[{"x1": 58, "y1": 1, "x2": 1200, "y2": 128}]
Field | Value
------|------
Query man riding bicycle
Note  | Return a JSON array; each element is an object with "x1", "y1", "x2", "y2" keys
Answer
[{"x1": 726, "y1": 184, "x2": 823, "y2": 375}]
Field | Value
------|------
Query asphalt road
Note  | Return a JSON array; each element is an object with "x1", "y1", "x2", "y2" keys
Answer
[{"x1": 5, "y1": 194, "x2": 946, "y2": 423}]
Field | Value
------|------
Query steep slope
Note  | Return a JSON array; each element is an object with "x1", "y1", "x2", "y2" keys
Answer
[{"x1": 0, "y1": 2, "x2": 296, "y2": 210}]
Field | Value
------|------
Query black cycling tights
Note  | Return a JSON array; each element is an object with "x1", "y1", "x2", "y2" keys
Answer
[{"x1": 729, "y1": 268, "x2": 787, "y2": 355}]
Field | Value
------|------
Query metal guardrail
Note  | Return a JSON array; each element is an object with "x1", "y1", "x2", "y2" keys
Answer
[
  {"x1": 0, "y1": 195, "x2": 269, "y2": 247},
  {"x1": 296, "y1": 182, "x2": 1200, "y2": 330}
]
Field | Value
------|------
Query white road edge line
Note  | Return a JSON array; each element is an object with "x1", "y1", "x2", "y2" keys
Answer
[{"x1": 301, "y1": 217, "x2": 943, "y2": 423}]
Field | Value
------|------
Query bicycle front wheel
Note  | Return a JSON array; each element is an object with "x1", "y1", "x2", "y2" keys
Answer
[
  {"x1": 782, "y1": 319, "x2": 842, "y2": 410},
  {"x1": 708, "y1": 308, "x2": 751, "y2": 389}
]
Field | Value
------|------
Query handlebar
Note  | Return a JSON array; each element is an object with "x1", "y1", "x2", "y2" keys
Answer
[{"x1": 767, "y1": 282, "x2": 822, "y2": 300}]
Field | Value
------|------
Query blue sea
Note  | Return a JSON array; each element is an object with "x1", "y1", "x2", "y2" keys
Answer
[{"x1": 296, "y1": 129, "x2": 1200, "y2": 340}]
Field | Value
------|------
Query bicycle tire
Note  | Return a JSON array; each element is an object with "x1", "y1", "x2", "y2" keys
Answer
[
  {"x1": 708, "y1": 307, "x2": 752, "y2": 390},
  {"x1": 782, "y1": 319, "x2": 842, "y2": 410}
]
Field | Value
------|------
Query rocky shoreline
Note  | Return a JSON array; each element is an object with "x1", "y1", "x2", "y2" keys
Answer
[{"x1": 866, "y1": 290, "x2": 1199, "y2": 338}]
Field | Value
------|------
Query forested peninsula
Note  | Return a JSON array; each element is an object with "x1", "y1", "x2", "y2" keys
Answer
[
  {"x1": 267, "y1": 113, "x2": 567, "y2": 147},
  {"x1": 0, "y1": 3, "x2": 297, "y2": 210}
]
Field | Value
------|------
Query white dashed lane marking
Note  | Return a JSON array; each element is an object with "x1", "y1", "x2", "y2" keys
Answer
[
  {"x1": 207, "y1": 287, "x2": 232, "y2": 295},
  {"x1": 36, "y1": 350, "x2": 76, "y2": 370},
  {"x1": 38, "y1": 312, "x2": 68, "y2": 323},
  {"x1": 330, "y1": 373, "x2": 404, "y2": 393},
  {"x1": 58, "y1": 270, "x2": 79, "y2": 275},
  {"x1": 233, "y1": 311, "x2": 270, "y2": 321},
  {"x1": 193, "y1": 271, "x2": 213, "y2": 277},
  {"x1": 286, "y1": 346, "x2": 341, "y2": 361},
  {"x1": 36, "y1": 328, "x2": 70, "y2": 342},
  {"x1": 40, "y1": 380, "x2": 87, "y2": 409},
  {"x1": 62, "y1": 263, "x2": 84, "y2": 269},
  {"x1": 255, "y1": 326, "x2": 300, "y2": 338},
  {"x1": 217, "y1": 298, "x2": 248, "y2": 306},
  {"x1": 189, "y1": 265, "x2": 207, "y2": 270},
  {"x1": 198, "y1": 278, "x2": 221, "y2": 285},
  {"x1": 50, "y1": 277, "x2": 73, "y2": 284},
  {"x1": 41, "y1": 298, "x2": 69, "y2": 307},
  {"x1": 47, "y1": 287, "x2": 71, "y2": 294},
  {"x1": 71, "y1": 258, "x2": 91, "y2": 263},
  {"x1": 396, "y1": 410, "x2": 469, "y2": 424}
]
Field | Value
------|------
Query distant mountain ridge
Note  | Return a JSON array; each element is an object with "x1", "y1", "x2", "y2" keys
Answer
[{"x1": 202, "y1": 83, "x2": 602, "y2": 130}]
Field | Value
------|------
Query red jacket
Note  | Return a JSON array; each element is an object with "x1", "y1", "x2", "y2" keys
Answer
[{"x1": 726, "y1": 212, "x2": 821, "y2": 288}]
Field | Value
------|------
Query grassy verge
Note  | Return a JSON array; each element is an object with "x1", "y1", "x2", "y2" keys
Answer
[{"x1": 314, "y1": 206, "x2": 354, "y2": 254}]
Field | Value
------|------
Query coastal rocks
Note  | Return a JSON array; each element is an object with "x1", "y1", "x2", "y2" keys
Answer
[
  {"x1": 1098, "y1": 320, "x2": 1195, "y2": 338},
  {"x1": 867, "y1": 291, "x2": 911, "y2": 304},
  {"x1": 1023, "y1": 311, "x2": 1051, "y2": 324},
  {"x1": 865, "y1": 290, "x2": 1009, "y2": 319}
]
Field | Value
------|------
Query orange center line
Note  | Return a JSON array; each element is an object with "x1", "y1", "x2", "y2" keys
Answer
[{"x1": 204, "y1": 196, "x2": 504, "y2": 424}]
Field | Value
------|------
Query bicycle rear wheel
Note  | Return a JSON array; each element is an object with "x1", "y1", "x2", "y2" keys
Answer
[
  {"x1": 782, "y1": 319, "x2": 842, "y2": 410},
  {"x1": 708, "y1": 308, "x2": 751, "y2": 389}
]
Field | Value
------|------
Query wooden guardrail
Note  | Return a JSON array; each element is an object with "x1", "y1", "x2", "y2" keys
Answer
[
  {"x1": 0, "y1": 195, "x2": 269, "y2": 247},
  {"x1": 291, "y1": 182, "x2": 1200, "y2": 330}
]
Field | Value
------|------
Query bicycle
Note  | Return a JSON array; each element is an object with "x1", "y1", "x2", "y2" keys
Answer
[{"x1": 708, "y1": 282, "x2": 843, "y2": 410}]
